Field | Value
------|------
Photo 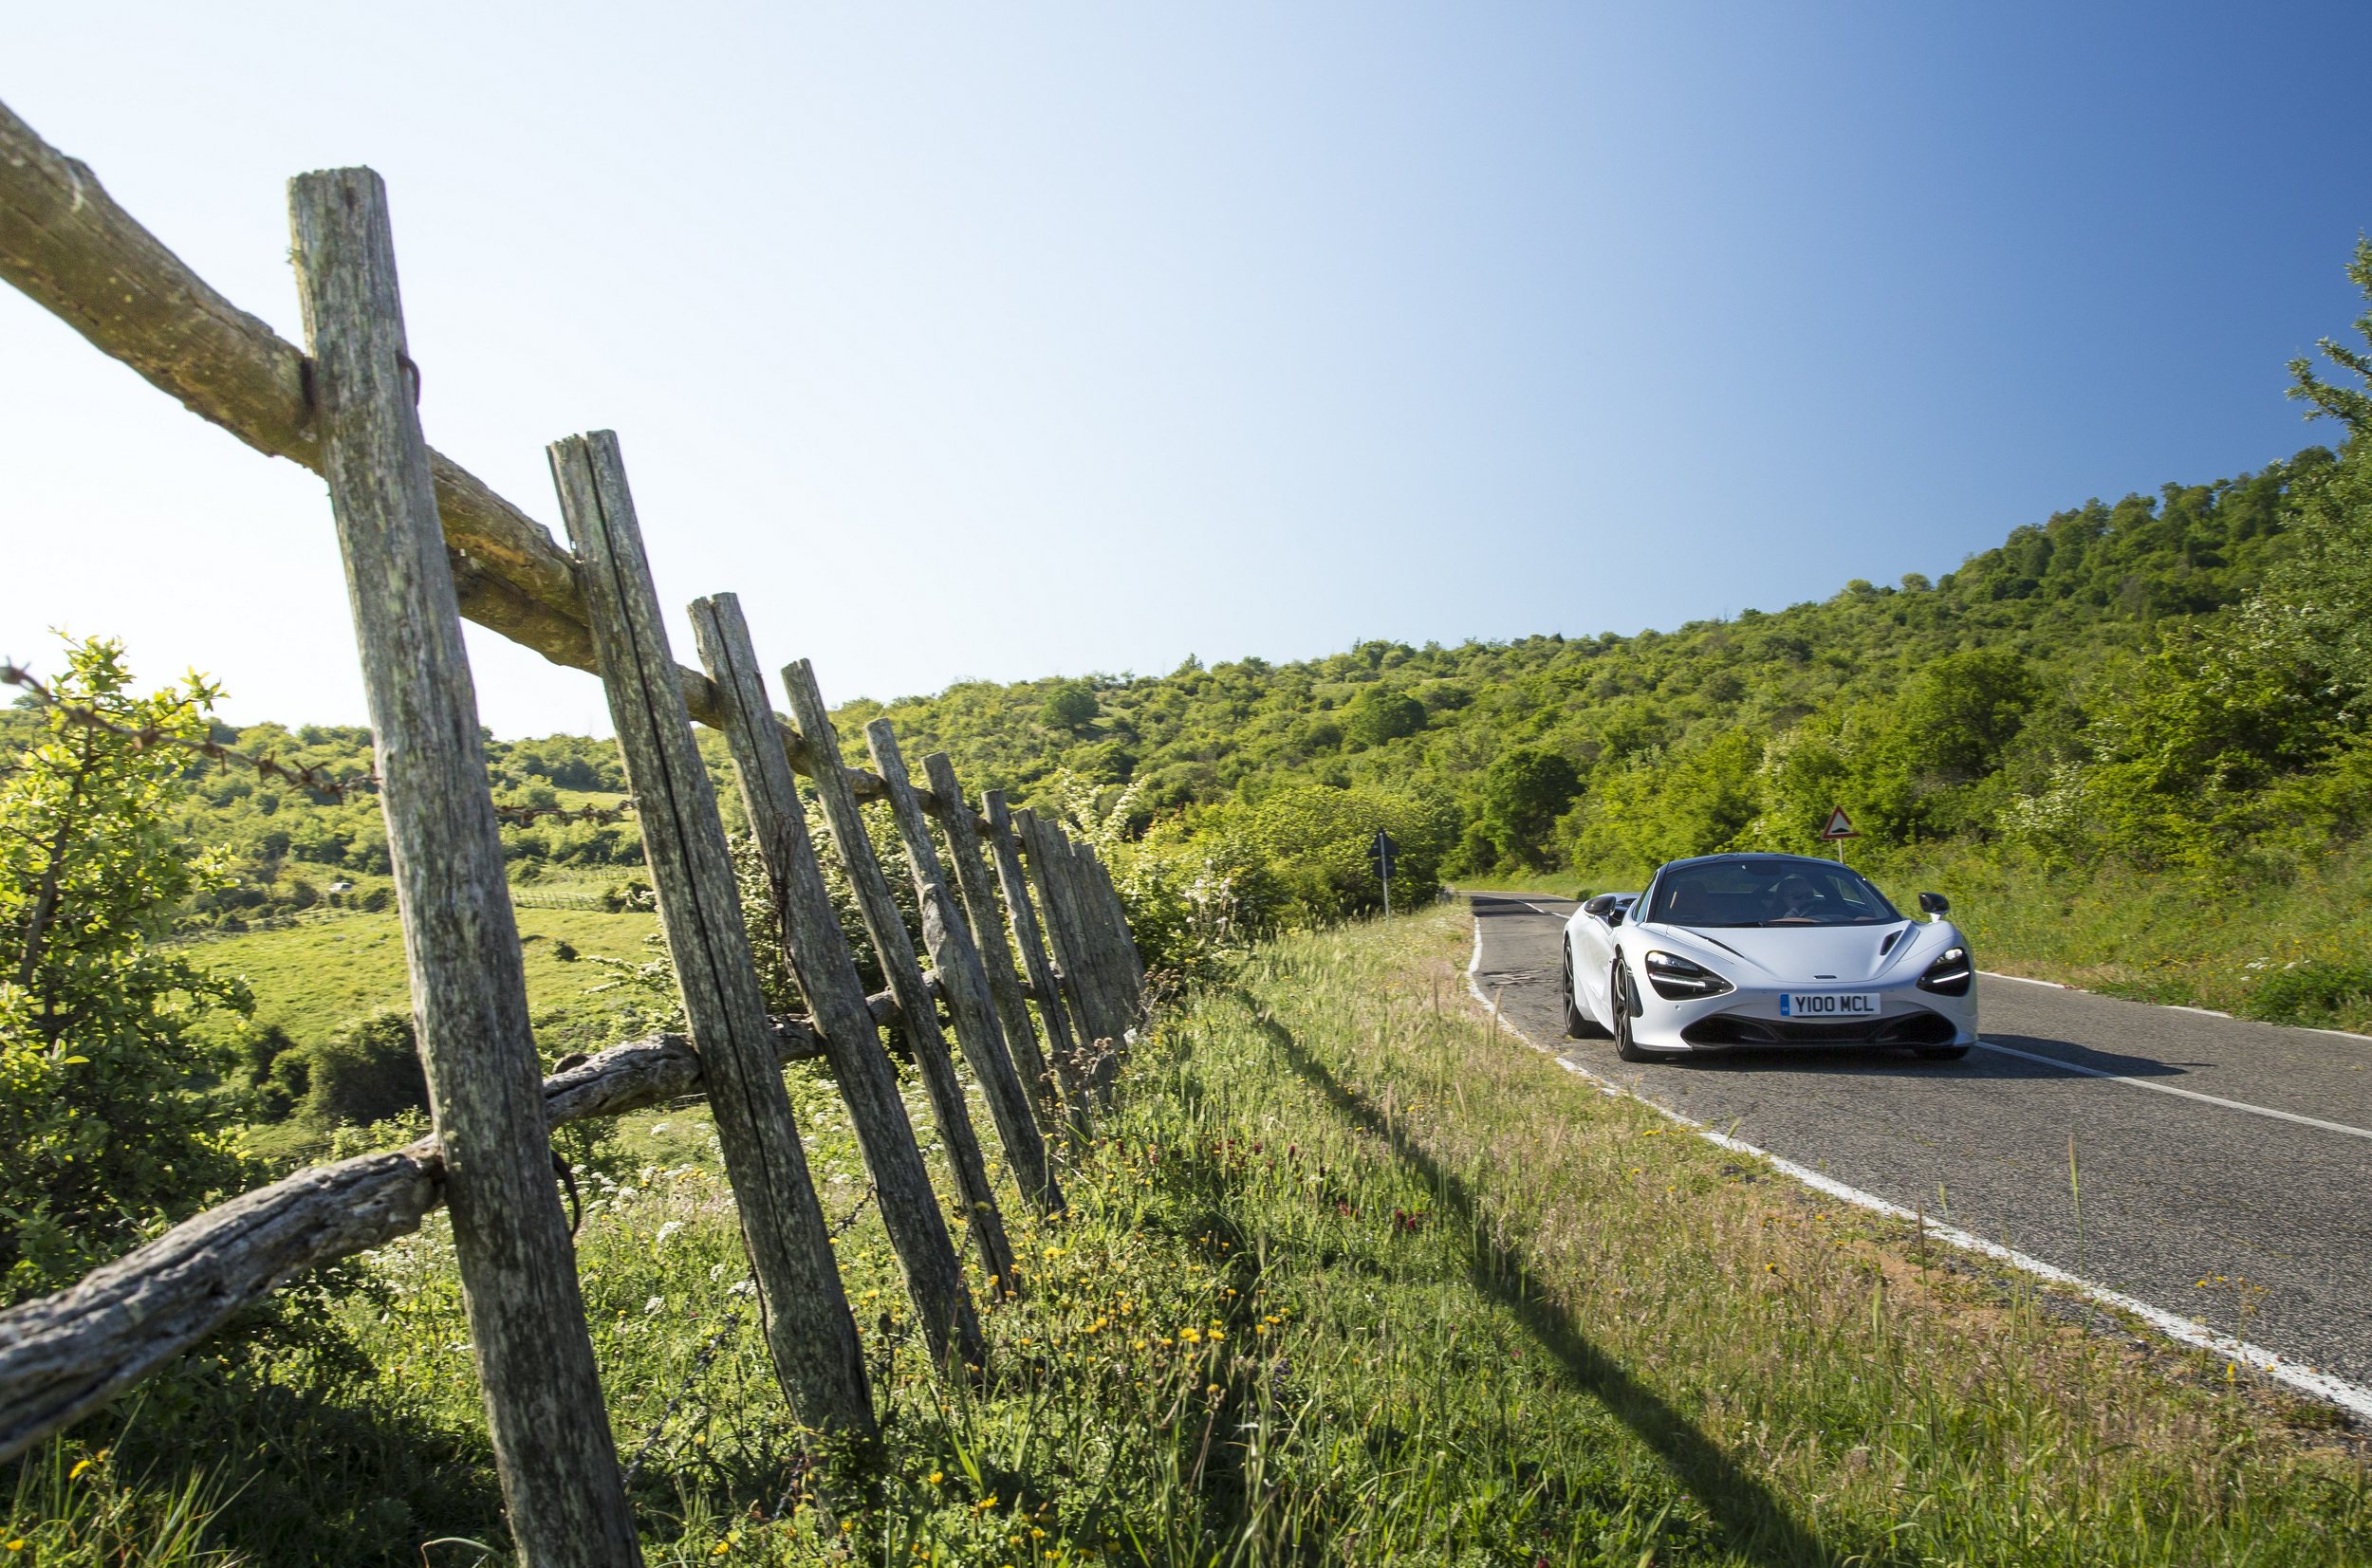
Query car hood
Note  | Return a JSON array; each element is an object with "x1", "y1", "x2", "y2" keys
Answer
[{"x1": 1635, "y1": 919, "x2": 1958, "y2": 986}]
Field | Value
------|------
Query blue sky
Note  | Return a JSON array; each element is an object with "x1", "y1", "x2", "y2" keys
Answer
[{"x1": 4, "y1": 4, "x2": 2368, "y2": 734}]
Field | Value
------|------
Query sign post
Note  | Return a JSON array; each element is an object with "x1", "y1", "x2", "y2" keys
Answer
[
  {"x1": 1371, "y1": 828, "x2": 1398, "y2": 916},
  {"x1": 1819, "y1": 805, "x2": 1861, "y2": 862}
]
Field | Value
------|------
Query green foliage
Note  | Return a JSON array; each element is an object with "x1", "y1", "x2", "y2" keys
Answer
[
  {"x1": 2287, "y1": 235, "x2": 2372, "y2": 434},
  {"x1": 1342, "y1": 683, "x2": 1425, "y2": 747},
  {"x1": 0, "y1": 638, "x2": 250, "y2": 1299},
  {"x1": 1037, "y1": 679, "x2": 1100, "y2": 733},
  {"x1": 1477, "y1": 745, "x2": 1581, "y2": 868},
  {"x1": 288, "y1": 1009, "x2": 427, "y2": 1130},
  {"x1": 2242, "y1": 959, "x2": 2372, "y2": 1026}
]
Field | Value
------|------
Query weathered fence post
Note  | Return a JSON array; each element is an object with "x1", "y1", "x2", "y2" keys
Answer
[
  {"x1": 866, "y1": 726, "x2": 1061, "y2": 1216},
  {"x1": 1089, "y1": 854, "x2": 1147, "y2": 994},
  {"x1": 922, "y1": 758, "x2": 1060, "y2": 1130},
  {"x1": 981, "y1": 791, "x2": 1092, "y2": 1130},
  {"x1": 1010, "y1": 807, "x2": 1096, "y2": 1046},
  {"x1": 1017, "y1": 809, "x2": 1127, "y2": 1061},
  {"x1": 778, "y1": 659, "x2": 1020, "y2": 1303},
  {"x1": 549, "y1": 432, "x2": 872, "y2": 1435},
  {"x1": 1056, "y1": 832, "x2": 1140, "y2": 1090},
  {"x1": 686, "y1": 594, "x2": 982, "y2": 1371},
  {"x1": 288, "y1": 169, "x2": 640, "y2": 1565}
]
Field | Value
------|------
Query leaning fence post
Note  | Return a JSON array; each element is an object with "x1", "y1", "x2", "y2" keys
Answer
[
  {"x1": 779, "y1": 659, "x2": 1020, "y2": 1302},
  {"x1": 288, "y1": 169, "x2": 640, "y2": 1566},
  {"x1": 549, "y1": 432, "x2": 872, "y2": 1435},
  {"x1": 1069, "y1": 839, "x2": 1139, "y2": 1006},
  {"x1": 1058, "y1": 834, "x2": 1140, "y2": 1088},
  {"x1": 923, "y1": 758, "x2": 1060, "y2": 1130},
  {"x1": 866, "y1": 725, "x2": 1061, "y2": 1216},
  {"x1": 981, "y1": 791, "x2": 1092, "y2": 1130},
  {"x1": 1089, "y1": 854, "x2": 1146, "y2": 994},
  {"x1": 1015, "y1": 808, "x2": 1125, "y2": 1072},
  {"x1": 687, "y1": 594, "x2": 981, "y2": 1371}
]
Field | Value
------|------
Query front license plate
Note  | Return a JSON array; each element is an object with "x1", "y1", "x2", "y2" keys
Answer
[{"x1": 1780, "y1": 992, "x2": 1881, "y2": 1019}]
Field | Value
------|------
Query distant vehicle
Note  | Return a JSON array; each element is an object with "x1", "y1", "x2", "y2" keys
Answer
[{"x1": 1560, "y1": 853, "x2": 1975, "y2": 1063}]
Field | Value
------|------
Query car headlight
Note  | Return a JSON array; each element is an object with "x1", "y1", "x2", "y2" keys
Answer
[
  {"x1": 1643, "y1": 949, "x2": 1733, "y2": 1001},
  {"x1": 1918, "y1": 945, "x2": 1974, "y2": 996}
]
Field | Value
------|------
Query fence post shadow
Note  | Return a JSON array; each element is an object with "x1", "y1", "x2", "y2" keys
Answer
[{"x1": 1235, "y1": 993, "x2": 1841, "y2": 1568}]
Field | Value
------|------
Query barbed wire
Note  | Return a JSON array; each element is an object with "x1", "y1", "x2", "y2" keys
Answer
[
  {"x1": 2, "y1": 660, "x2": 635, "y2": 826},
  {"x1": 617, "y1": 1183, "x2": 877, "y2": 1492}
]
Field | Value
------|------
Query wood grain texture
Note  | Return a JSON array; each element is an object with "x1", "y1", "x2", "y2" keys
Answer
[
  {"x1": 923, "y1": 758, "x2": 1060, "y2": 1131},
  {"x1": 551, "y1": 433, "x2": 871, "y2": 1435},
  {"x1": 1014, "y1": 809, "x2": 1122, "y2": 1063},
  {"x1": 867, "y1": 727, "x2": 1060, "y2": 1217},
  {"x1": 1048, "y1": 830, "x2": 1133, "y2": 1096},
  {"x1": 0, "y1": 1011, "x2": 845, "y2": 1467},
  {"x1": 288, "y1": 170, "x2": 639, "y2": 1565},
  {"x1": 780, "y1": 661, "x2": 1018, "y2": 1304},
  {"x1": 688, "y1": 595, "x2": 981, "y2": 1370},
  {"x1": 982, "y1": 792, "x2": 1091, "y2": 1132}
]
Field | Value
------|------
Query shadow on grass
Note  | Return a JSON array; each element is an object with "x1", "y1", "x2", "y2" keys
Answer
[{"x1": 1237, "y1": 991, "x2": 1842, "y2": 1568}]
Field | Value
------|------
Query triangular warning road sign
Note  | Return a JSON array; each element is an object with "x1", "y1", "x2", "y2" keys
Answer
[{"x1": 1819, "y1": 805, "x2": 1860, "y2": 839}]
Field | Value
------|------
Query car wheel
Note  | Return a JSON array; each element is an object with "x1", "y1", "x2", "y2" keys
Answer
[
  {"x1": 1613, "y1": 961, "x2": 1659, "y2": 1063},
  {"x1": 1916, "y1": 1045, "x2": 1971, "y2": 1061},
  {"x1": 1563, "y1": 948, "x2": 1607, "y2": 1039}
]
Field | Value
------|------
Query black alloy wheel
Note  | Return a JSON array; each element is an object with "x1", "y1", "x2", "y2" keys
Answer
[
  {"x1": 1613, "y1": 960, "x2": 1659, "y2": 1063},
  {"x1": 1562, "y1": 945, "x2": 1607, "y2": 1039}
]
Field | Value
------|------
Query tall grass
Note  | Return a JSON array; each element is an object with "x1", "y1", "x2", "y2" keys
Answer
[{"x1": 9, "y1": 906, "x2": 2365, "y2": 1563}]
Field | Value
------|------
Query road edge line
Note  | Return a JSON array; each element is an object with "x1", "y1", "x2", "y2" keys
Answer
[{"x1": 1466, "y1": 912, "x2": 2372, "y2": 1423}]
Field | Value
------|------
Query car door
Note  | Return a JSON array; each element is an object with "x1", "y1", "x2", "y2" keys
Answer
[{"x1": 1569, "y1": 898, "x2": 1619, "y2": 1022}]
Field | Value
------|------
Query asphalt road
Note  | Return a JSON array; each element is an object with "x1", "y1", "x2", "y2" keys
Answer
[{"x1": 1467, "y1": 893, "x2": 2372, "y2": 1389}]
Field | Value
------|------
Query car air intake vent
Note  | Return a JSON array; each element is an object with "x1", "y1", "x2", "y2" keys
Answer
[
  {"x1": 1879, "y1": 931, "x2": 1901, "y2": 956},
  {"x1": 1680, "y1": 1010, "x2": 1959, "y2": 1047}
]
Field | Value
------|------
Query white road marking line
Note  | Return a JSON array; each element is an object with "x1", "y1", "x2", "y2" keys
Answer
[
  {"x1": 1972, "y1": 1039, "x2": 2372, "y2": 1141},
  {"x1": 1979, "y1": 963, "x2": 2372, "y2": 1046},
  {"x1": 1464, "y1": 918, "x2": 2372, "y2": 1421},
  {"x1": 1981, "y1": 969, "x2": 2068, "y2": 988}
]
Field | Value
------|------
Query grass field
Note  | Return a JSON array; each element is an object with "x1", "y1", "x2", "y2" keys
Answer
[
  {"x1": 190, "y1": 904, "x2": 663, "y2": 1052},
  {"x1": 9, "y1": 905, "x2": 2367, "y2": 1564}
]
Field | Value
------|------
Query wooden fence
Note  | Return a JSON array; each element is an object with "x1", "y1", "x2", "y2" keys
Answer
[{"x1": 0, "y1": 101, "x2": 1147, "y2": 1565}]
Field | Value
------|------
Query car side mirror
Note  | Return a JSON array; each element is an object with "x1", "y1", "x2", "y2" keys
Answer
[
  {"x1": 1918, "y1": 891, "x2": 1950, "y2": 919},
  {"x1": 1582, "y1": 894, "x2": 1618, "y2": 918}
]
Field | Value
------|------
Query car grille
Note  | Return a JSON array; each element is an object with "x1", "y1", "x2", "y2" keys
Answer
[{"x1": 1680, "y1": 1009, "x2": 1959, "y2": 1047}]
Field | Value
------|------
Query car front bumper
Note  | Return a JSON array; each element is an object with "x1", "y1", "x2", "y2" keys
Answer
[{"x1": 1627, "y1": 983, "x2": 1978, "y2": 1052}]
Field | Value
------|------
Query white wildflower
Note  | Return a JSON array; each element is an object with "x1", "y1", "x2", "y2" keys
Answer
[
  {"x1": 644, "y1": 1295, "x2": 666, "y2": 1315},
  {"x1": 655, "y1": 1220, "x2": 683, "y2": 1245}
]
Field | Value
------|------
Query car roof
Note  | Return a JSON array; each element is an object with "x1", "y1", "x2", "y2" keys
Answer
[{"x1": 1655, "y1": 852, "x2": 1844, "y2": 874}]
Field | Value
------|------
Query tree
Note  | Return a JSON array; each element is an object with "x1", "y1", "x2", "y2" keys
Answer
[
  {"x1": 1478, "y1": 747, "x2": 1580, "y2": 868},
  {"x1": 2287, "y1": 235, "x2": 2372, "y2": 434},
  {"x1": 0, "y1": 638, "x2": 250, "y2": 1297},
  {"x1": 1344, "y1": 686, "x2": 1425, "y2": 747},
  {"x1": 1039, "y1": 679, "x2": 1099, "y2": 732}
]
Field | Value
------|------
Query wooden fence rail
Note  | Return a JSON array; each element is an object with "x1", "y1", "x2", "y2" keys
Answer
[{"x1": 0, "y1": 101, "x2": 1151, "y2": 1567}]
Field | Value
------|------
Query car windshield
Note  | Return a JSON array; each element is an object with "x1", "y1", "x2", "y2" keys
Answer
[{"x1": 1644, "y1": 859, "x2": 1900, "y2": 928}]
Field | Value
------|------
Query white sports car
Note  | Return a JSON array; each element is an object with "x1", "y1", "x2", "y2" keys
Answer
[{"x1": 1559, "y1": 853, "x2": 1976, "y2": 1062}]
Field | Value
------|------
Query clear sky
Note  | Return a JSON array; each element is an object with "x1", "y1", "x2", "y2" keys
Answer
[{"x1": 5, "y1": 4, "x2": 2369, "y2": 735}]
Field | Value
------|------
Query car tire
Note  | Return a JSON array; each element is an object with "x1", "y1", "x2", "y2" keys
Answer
[
  {"x1": 1613, "y1": 962, "x2": 1659, "y2": 1063},
  {"x1": 1915, "y1": 1045, "x2": 1971, "y2": 1061},
  {"x1": 1562, "y1": 949, "x2": 1608, "y2": 1039}
]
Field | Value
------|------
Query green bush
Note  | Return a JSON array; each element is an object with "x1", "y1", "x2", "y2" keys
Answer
[
  {"x1": 0, "y1": 638, "x2": 252, "y2": 1300},
  {"x1": 2243, "y1": 959, "x2": 2372, "y2": 1025},
  {"x1": 294, "y1": 1010, "x2": 428, "y2": 1130}
]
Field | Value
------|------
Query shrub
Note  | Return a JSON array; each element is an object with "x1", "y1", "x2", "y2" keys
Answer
[
  {"x1": 2243, "y1": 959, "x2": 2372, "y2": 1025},
  {"x1": 295, "y1": 1009, "x2": 429, "y2": 1130}
]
